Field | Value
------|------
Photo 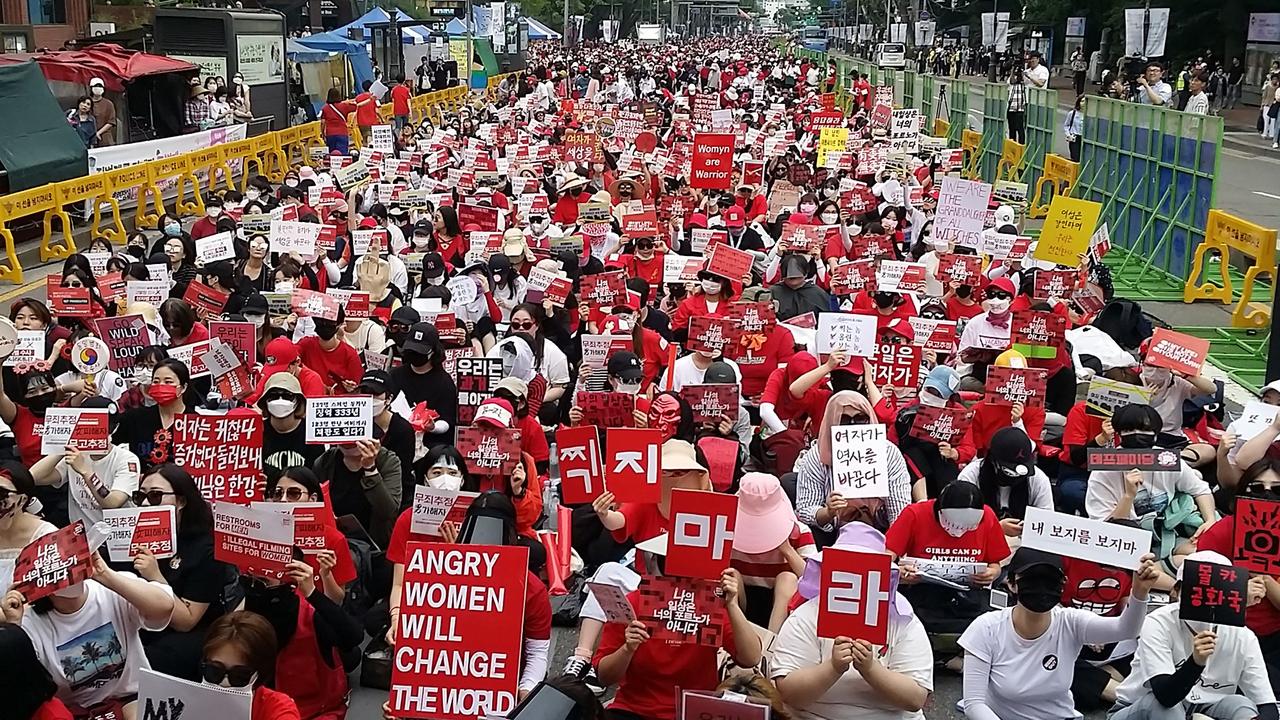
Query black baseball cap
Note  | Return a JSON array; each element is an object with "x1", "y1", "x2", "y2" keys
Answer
[
  {"x1": 606, "y1": 351, "x2": 643, "y2": 383},
  {"x1": 358, "y1": 369, "x2": 393, "y2": 396},
  {"x1": 1007, "y1": 547, "x2": 1064, "y2": 578},
  {"x1": 422, "y1": 252, "x2": 446, "y2": 279},
  {"x1": 390, "y1": 306, "x2": 421, "y2": 326},
  {"x1": 403, "y1": 322, "x2": 439, "y2": 355},
  {"x1": 242, "y1": 292, "x2": 269, "y2": 316}
]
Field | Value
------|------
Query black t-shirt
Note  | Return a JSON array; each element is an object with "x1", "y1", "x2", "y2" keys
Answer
[
  {"x1": 324, "y1": 457, "x2": 373, "y2": 533},
  {"x1": 161, "y1": 530, "x2": 229, "y2": 618},
  {"x1": 380, "y1": 413, "x2": 416, "y2": 508},
  {"x1": 113, "y1": 405, "x2": 171, "y2": 469},
  {"x1": 263, "y1": 419, "x2": 325, "y2": 482},
  {"x1": 390, "y1": 363, "x2": 458, "y2": 435}
]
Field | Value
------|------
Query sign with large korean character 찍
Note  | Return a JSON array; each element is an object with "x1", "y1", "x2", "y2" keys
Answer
[
  {"x1": 1021, "y1": 507, "x2": 1152, "y2": 570},
  {"x1": 829, "y1": 424, "x2": 888, "y2": 498},
  {"x1": 667, "y1": 489, "x2": 738, "y2": 580},
  {"x1": 817, "y1": 548, "x2": 893, "y2": 644},
  {"x1": 556, "y1": 426, "x2": 603, "y2": 505},
  {"x1": 390, "y1": 543, "x2": 528, "y2": 720}
]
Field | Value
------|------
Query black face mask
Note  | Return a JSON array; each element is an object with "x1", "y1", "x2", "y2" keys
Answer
[
  {"x1": 24, "y1": 392, "x2": 55, "y2": 414},
  {"x1": 314, "y1": 324, "x2": 339, "y2": 341},
  {"x1": 955, "y1": 285, "x2": 972, "y2": 299},
  {"x1": 1014, "y1": 574, "x2": 1064, "y2": 613},
  {"x1": 1244, "y1": 484, "x2": 1280, "y2": 503},
  {"x1": 402, "y1": 350, "x2": 430, "y2": 367},
  {"x1": 1118, "y1": 432, "x2": 1157, "y2": 449},
  {"x1": 241, "y1": 579, "x2": 300, "y2": 647},
  {"x1": 874, "y1": 292, "x2": 896, "y2": 309}
]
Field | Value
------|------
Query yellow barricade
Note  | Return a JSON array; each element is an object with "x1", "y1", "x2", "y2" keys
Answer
[
  {"x1": 0, "y1": 185, "x2": 57, "y2": 283},
  {"x1": 93, "y1": 164, "x2": 151, "y2": 245},
  {"x1": 933, "y1": 118, "x2": 950, "y2": 138},
  {"x1": 1184, "y1": 209, "x2": 1279, "y2": 328},
  {"x1": 961, "y1": 129, "x2": 982, "y2": 180},
  {"x1": 188, "y1": 145, "x2": 233, "y2": 201},
  {"x1": 1029, "y1": 153, "x2": 1078, "y2": 219},
  {"x1": 996, "y1": 138, "x2": 1025, "y2": 182},
  {"x1": 41, "y1": 174, "x2": 110, "y2": 262}
]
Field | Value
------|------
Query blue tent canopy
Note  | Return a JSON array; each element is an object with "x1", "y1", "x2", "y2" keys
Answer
[
  {"x1": 286, "y1": 38, "x2": 333, "y2": 63},
  {"x1": 527, "y1": 17, "x2": 561, "y2": 39},
  {"x1": 341, "y1": 7, "x2": 431, "y2": 45},
  {"x1": 445, "y1": 13, "x2": 561, "y2": 40},
  {"x1": 295, "y1": 31, "x2": 375, "y2": 88}
]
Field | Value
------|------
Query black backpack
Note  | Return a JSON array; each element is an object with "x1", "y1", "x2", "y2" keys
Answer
[{"x1": 1091, "y1": 298, "x2": 1153, "y2": 351}]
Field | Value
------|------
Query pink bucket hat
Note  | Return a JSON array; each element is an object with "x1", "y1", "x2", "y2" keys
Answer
[{"x1": 733, "y1": 473, "x2": 797, "y2": 555}]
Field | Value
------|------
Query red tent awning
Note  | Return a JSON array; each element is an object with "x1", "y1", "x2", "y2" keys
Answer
[{"x1": 0, "y1": 43, "x2": 197, "y2": 92}]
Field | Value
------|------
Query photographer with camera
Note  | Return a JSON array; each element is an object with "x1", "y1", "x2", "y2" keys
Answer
[{"x1": 1134, "y1": 61, "x2": 1173, "y2": 105}]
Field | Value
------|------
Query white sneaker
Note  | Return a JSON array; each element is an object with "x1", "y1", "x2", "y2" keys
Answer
[{"x1": 1273, "y1": 143, "x2": 1279, "y2": 149}]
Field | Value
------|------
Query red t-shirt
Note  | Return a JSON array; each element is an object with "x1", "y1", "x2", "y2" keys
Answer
[
  {"x1": 32, "y1": 698, "x2": 73, "y2": 720},
  {"x1": 1061, "y1": 401, "x2": 1106, "y2": 469},
  {"x1": 320, "y1": 101, "x2": 356, "y2": 137},
  {"x1": 735, "y1": 194, "x2": 768, "y2": 222},
  {"x1": 618, "y1": 252, "x2": 665, "y2": 287},
  {"x1": 253, "y1": 685, "x2": 302, "y2": 720},
  {"x1": 173, "y1": 321, "x2": 211, "y2": 347},
  {"x1": 1196, "y1": 515, "x2": 1280, "y2": 637},
  {"x1": 595, "y1": 588, "x2": 738, "y2": 720},
  {"x1": 884, "y1": 500, "x2": 1010, "y2": 564},
  {"x1": 296, "y1": 337, "x2": 363, "y2": 391},
  {"x1": 354, "y1": 92, "x2": 379, "y2": 126},
  {"x1": 321, "y1": 523, "x2": 358, "y2": 587},
  {"x1": 391, "y1": 84, "x2": 411, "y2": 116},
  {"x1": 945, "y1": 296, "x2": 984, "y2": 323},
  {"x1": 734, "y1": 324, "x2": 796, "y2": 399},
  {"x1": 12, "y1": 405, "x2": 43, "y2": 465},
  {"x1": 611, "y1": 502, "x2": 669, "y2": 544}
]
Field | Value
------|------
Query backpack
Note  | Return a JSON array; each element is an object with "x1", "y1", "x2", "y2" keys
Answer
[
  {"x1": 1090, "y1": 298, "x2": 1152, "y2": 351},
  {"x1": 342, "y1": 536, "x2": 377, "y2": 619}
]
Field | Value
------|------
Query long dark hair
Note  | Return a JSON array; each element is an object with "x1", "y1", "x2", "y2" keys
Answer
[
  {"x1": 146, "y1": 463, "x2": 213, "y2": 536},
  {"x1": 977, "y1": 427, "x2": 1034, "y2": 520},
  {"x1": 0, "y1": 623, "x2": 58, "y2": 718},
  {"x1": 415, "y1": 444, "x2": 479, "y2": 492}
]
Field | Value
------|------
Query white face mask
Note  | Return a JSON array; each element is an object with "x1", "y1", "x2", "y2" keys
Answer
[
  {"x1": 427, "y1": 275, "x2": 445, "y2": 286},
  {"x1": 820, "y1": 213, "x2": 839, "y2": 225},
  {"x1": 700, "y1": 280, "x2": 722, "y2": 295},
  {"x1": 1142, "y1": 366, "x2": 1172, "y2": 387},
  {"x1": 245, "y1": 314, "x2": 267, "y2": 328},
  {"x1": 799, "y1": 203, "x2": 817, "y2": 214},
  {"x1": 206, "y1": 206, "x2": 222, "y2": 218},
  {"x1": 371, "y1": 399, "x2": 387, "y2": 416},
  {"x1": 284, "y1": 179, "x2": 299, "y2": 188},
  {"x1": 246, "y1": 190, "x2": 260, "y2": 201},
  {"x1": 266, "y1": 399, "x2": 297, "y2": 418},
  {"x1": 986, "y1": 298, "x2": 1011, "y2": 315},
  {"x1": 53, "y1": 582, "x2": 86, "y2": 599},
  {"x1": 938, "y1": 508, "x2": 985, "y2": 537},
  {"x1": 91, "y1": 86, "x2": 104, "y2": 97},
  {"x1": 275, "y1": 281, "x2": 295, "y2": 294},
  {"x1": 616, "y1": 381, "x2": 642, "y2": 395},
  {"x1": 918, "y1": 391, "x2": 947, "y2": 408},
  {"x1": 531, "y1": 219, "x2": 549, "y2": 233},
  {"x1": 427, "y1": 470, "x2": 463, "y2": 491}
]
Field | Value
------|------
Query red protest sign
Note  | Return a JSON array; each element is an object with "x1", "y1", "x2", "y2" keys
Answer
[
  {"x1": 741, "y1": 160, "x2": 765, "y2": 186},
  {"x1": 46, "y1": 276, "x2": 93, "y2": 318},
  {"x1": 209, "y1": 321, "x2": 258, "y2": 368},
  {"x1": 580, "y1": 270, "x2": 627, "y2": 306},
  {"x1": 390, "y1": 542, "x2": 528, "y2": 720},
  {"x1": 936, "y1": 253, "x2": 982, "y2": 286},
  {"x1": 686, "y1": 316, "x2": 738, "y2": 355},
  {"x1": 851, "y1": 233, "x2": 895, "y2": 261},
  {"x1": 620, "y1": 208, "x2": 661, "y2": 237},
  {"x1": 1033, "y1": 269, "x2": 1079, "y2": 299},
  {"x1": 456, "y1": 426, "x2": 522, "y2": 477},
  {"x1": 870, "y1": 103, "x2": 892, "y2": 129},
  {"x1": 667, "y1": 490, "x2": 738, "y2": 579},
  {"x1": 330, "y1": 289, "x2": 371, "y2": 320},
  {"x1": 604, "y1": 428, "x2": 662, "y2": 503},
  {"x1": 128, "y1": 507, "x2": 176, "y2": 559},
  {"x1": 1232, "y1": 498, "x2": 1280, "y2": 575},
  {"x1": 556, "y1": 426, "x2": 603, "y2": 504},
  {"x1": 182, "y1": 280, "x2": 229, "y2": 315},
  {"x1": 690, "y1": 133, "x2": 736, "y2": 190},
  {"x1": 907, "y1": 317, "x2": 958, "y2": 353},
  {"x1": 779, "y1": 223, "x2": 827, "y2": 254},
  {"x1": 173, "y1": 414, "x2": 264, "y2": 503},
  {"x1": 985, "y1": 366, "x2": 1049, "y2": 408},
  {"x1": 871, "y1": 342, "x2": 921, "y2": 390},
  {"x1": 707, "y1": 243, "x2": 754, "y2": 283},
  {"x1": 831, "y1": 259, "x2": 877, "y2": 295},
  {"x1": 576, "y1": 391, "x2": 635, "y2": 427},
  {"x1": 728, "y1": 301, "x2": 776, "y2": 334},
  {"x1": 679, "y1": 384, "x2": 740, "y2": 425},
  {"x1": 563, "y1": 130, "x2": 602, "y2": 164},
  {"x1": 93, "y1": 315, "x2": 151, "y2": 373},
  {"x1": 817, "y1": 548, "x2": 894, "y2": 644},
  {"x1": 1011, "y1": 310, "x2": 1067, "y2": 360},
  {"x1": 908, "y1": 405, "x2": 976, "y2": 444},
  {"x1": 12, "y1": 521, "x2": 92, "y2": 603},
  {"x1": 68, "y1": 411, "x2": 109, "y2": 453},
  {"x1": 635, "y1": 575, "x2": 726, "y2": 646},
  {"x1": 290, "y1": 504, "x2": 328, "y2": 556},
  {"x1": 808, "y1": 110, "x2": 845, "y2": 131},
  {"x1": 290, "y1": 288, "x2": 341, "y2": 321},
  {"x1": 1145, "y1": 327, "x2": 1210, "y2": 376},
  {"x1": 213, "y1": 502, "x2": 294, "y2": 580},
  {"x1": 458, "y1": 203, "x2": 500, "y2": 233},
  {"x1": 680, "y1": 692, "x2": 771, "y2": 720}
]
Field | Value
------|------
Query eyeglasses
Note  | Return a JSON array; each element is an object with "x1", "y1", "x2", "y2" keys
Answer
[
  {"x1": 269, "y1": 486, "x2": 310, "y2": 502},
  {"x1": 132, "y1": 489, "x2": 176, "y2": 506},
  {"x1": 200, "y1": 662, "x2": 257, "y2": 688},
  {"x1": 510, "y1": 320, "x2": 535, "y2": 331}
]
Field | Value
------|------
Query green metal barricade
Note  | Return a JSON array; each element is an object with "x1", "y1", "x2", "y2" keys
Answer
[
  {"x1": 944, "y1": 77, "x2": 970, "y2": 146},
  {"x1": 980, "y1": 84, "x2": 1009, "y2": 183},
  {"x1": 901, "y1": 70, "x2": 918, "y2": 110},
  {"x1": 919, "y1": 74, "x2": 937, "y2": 127},
  {"x1": 1075, "y1": 97, "x2": 1223, "y2": 301},
  {"x1": 1020, "y1": 85, "x2": 1058, "y2": 191}
]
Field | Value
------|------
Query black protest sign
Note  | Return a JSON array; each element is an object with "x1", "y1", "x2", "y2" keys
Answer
[{"x1": 1180, "y1": 559, "x2": 1248, "y2": 627}]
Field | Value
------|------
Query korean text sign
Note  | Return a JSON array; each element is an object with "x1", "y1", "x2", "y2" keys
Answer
[
  {"x1": 667, "y1": 490, "x2": 738, "y2": 579},
  {"x1": 390, "y1": 543, "x2": 528, "y2": 720},
  {"x1": 1180, "y1": 559, "x2": 1248, "y2": 627},
  {"x1": 817, "y1": 548, "x2": 893, "y2": 644},
  {"x1": 173, "y1": 414, "x2": 263, "y2": 503},
  {"x1": 1021, "y1": 507, "x2": 1151, "y2": 570},
  {"x1": 829, "y1": 424, "x2": 888, "y2": 498}
]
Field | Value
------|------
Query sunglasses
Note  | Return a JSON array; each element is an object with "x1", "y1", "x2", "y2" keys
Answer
[
  {"x1": 64, "y1": 281, "x2": 84, "y2": 289},
  {"x1": 986, "y1": 292, "x2": 1012, "y2": 301},
  {"x1": 200, "y1": 662, "x2": 257, "y2": 688},
  {"x1": 510, "y1": 320, "x2": 535, "y2": 331},
  {"x1": 132, "y1": 489, "x2": 176, "y2": 506},
  {"x1": 636, "y1": 242, "x2": 655, "y2": 251},
  {"x1": 0, "y1": 487, "x2": 19, "y2": 505},
  {"x1": 269, "y1": 486, "x2": 311, "y2": 502}
]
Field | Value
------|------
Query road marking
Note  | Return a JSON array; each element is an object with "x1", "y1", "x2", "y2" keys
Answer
[{"x1": 1255, "y1": 191, "x2": 1280, "y2": 200}]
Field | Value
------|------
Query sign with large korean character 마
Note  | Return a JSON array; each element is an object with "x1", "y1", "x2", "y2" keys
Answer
[
  {"x1": 1021, "y1": 507, "x2": 1151, "y2": 570},
  {"x1": 667, "y1": 489, "x2": 738, "y2": 580},
  {"x1": 829, "y1": 424, "x2": 888, "y2": 498}
]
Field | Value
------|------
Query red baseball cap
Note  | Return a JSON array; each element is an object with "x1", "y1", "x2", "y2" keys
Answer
[{"x1": 722, "y1": 205, "x2": 746, "y2": 229}]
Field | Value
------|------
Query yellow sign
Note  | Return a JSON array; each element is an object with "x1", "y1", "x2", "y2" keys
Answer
[
  {"x1": 1034, "y1": 195, "x2": 1102, "y2": 266},
  {"x1": 817, "y1": 127, "x2": 849, "y2": 166}
]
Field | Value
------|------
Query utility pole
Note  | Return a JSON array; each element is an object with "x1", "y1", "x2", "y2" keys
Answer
[
  {"x1": 562, "y1": 0, "x2": 569, "y2": 46},
  {"x1": 987, "y1": 0, "x2": 999, "y2": 82}
]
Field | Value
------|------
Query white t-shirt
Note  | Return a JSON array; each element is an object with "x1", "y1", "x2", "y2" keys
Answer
[
  {"x1": 540, "y1": 339, "x2": 571, "y2": 386},
  {"x1": 664, "y1": 354, "x2": 742, "y2": 392},
  {"x1": 957, "y1": 311, "x2": 1012, "y2": 354},
  {"x1": 55, "y1": 370, "x2": 128, "y2": 403},
  {"x1": 771, "y1": 599, "x2": 934, "y2": 720},
  {"x1": 1023, "y1": 64, "x2": 1050, "y2": 87},
  {"x1": 1084, "y1": 462, "x2": 1211, "y2": 521},
  {"x1": 54, "y1": 445, "x2": 141, "y2": 527},
  {"x1": 1147, "y1": 374, "x2": 1197, "y2": 433},
  {"x1": 22, "y1": 578, "x2": 172, "y2": 710},
  {"x1": 1115, "y1": 603, "x2": 1275, "y2": 708},
  {"x1": 956, "y1": 458, "x2": 1054, "y2": 516}
]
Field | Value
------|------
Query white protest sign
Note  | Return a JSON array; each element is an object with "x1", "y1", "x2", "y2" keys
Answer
[
  {"x1": 5, "y1": 329, "x2": 43, "y2": 366},
  {"x1": 1234, "y1": 401, "x2": 1280, "y2": 443},
  {"x1": 137, "y1": 668, "x2": 252, "y2": 720},
  {"x1": 102, "y1": 506, "x2": 177, "y2": 562},
  {"x1": 306, "y1": 395, "x2": 374, "y2": 443},
  {"x1": 39, "y1": 408, "x2": 103, "y2": 455},
  {"x1": 447, "y1": 275, "x2": 478, "y2": 306},
  {"x1": 195, "y1": 231, "x2": 236, "y2": 264},
  {"x1": 1022, "y1": 506, "x2": 1151, "y2": 570},
  {"x1": 199, "y1": 338, "x2": 242, "y2": 380},
  {"x1": 126, "y1": 280, "x2": 169, "y2": 307},
  {"x1": 410, "y1": 485, "x2": 459, "y2": 536},
  {"x1": 816, "y1": 312, "x2": 878, "y2": 357},
  {"x1": 580, "y1": 334, "x2": 616, "y2": 368},
  {"x1": 270, "y1": 220, "x2": 322, "y2": 256},
  {"x1": 934, "y1": 177, "x2": 992, "y2": 250},
  {"x1": 901, "y1": 556, "x2": 985, "y2": 583},
  {"x1": 587, "y1": 581, "x2": 636, "y2": 623},
  {"x1": 829, "y1": 424, "x2": 889, "y2": 498},
  {"x1": 85, "y1": 252, "x2": 111, "y2": 276},
  {"x1": 889, "y1": 109, "x2": 920, "y2": 154},
  {"x1": 0, "y1": 319, "x2": 15, "y2": 361},
  {"x1": 370, "y1": 124, "x2": 395, "y2": 152}
]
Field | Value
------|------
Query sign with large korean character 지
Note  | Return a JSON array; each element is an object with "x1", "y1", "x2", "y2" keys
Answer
[
  {"x1": 12, "y1": 521, "x2": 92, "y2": 603},
  {"x1": 1232, "y1": 498, "x2": 1280, "y2": 575},
  {"x1": 213, "y1": 501, "x2": 294, "y2": 579},
  {"x1": 636, "y1": 575, "x2": 726, "y2": 646},
  {"x1": 1021, "y1": 507, "x2": 1151, "y2": 570},
  {"x1": 390, "y1": 543, "x2": 528, "y2": 720},
  {"x1": 1144, "y1": 327, "x2": 1210, "y2": 376},
  {"x1": 829, "y1": 424, "x2": 889, "y2": 498},
  {"x1": 817, "y1": 548, "x2": 893, "y2": 644},
  {"x1": 605, "y1": 428, "x2": 662, "y2": 503},
  {"x1": 103, "y1": 506, "x2": 176, "y2": 562},
  {"x1": 306, "y1": 396, "x2": 374, "y2": 444},
  {"x1": 173, "y1": 414, "x2": 263, "y2": 503},
  {"x1": 816, "y1": 312, "x2": 877, "y2": 357},
  {"x1": 667, "y1": 489, "x2": 738, "y2": 579},
  {"x1": 1180, "y1": 559, "x2": 1248, "y2": 627},
  {"x1": 556, "y1": 426, "x2": 603, "y2": 505},
  {"x1": 984, "y1": 366, "x2": 1048, "y2": 408},
  {"x1": 1033, "y1": 195, "x2": 1102, "y2": 266}
]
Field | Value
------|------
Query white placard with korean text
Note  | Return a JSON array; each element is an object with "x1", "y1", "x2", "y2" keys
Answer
[
  {"x1": 829, "y1": 424, "x2": 889, "y2": 499},
  {"x1": 1022, "y1": 506, "x2": 1151, "y2": 570},
  {"x1": 816, "y1": 312, "x2": 877, "y2": 357}
]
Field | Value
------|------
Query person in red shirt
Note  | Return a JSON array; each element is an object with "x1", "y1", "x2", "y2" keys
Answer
[
  {"x1": 733, "y1": 289, "x2": 796, "y2": 401},
  {"x1": 552, "y1": 175, "x2": 589, "y2": 225},
  {"x1": 944, "y1": 281, "x2": 984, "y2": 322},
  {"x1": 201, "y1": 611, "x2": 302, "y2": 720},
  {"x1": 957, "y1": 349, "x2": 1046, "y2": 461},
  {"x1": 1057, "y1": 365, "x2": 1141, "y2": 515},
  {"x1": 390, "y1": 75, "x2": 412, "y2": 130},
  {"x1": 353, "y1": 80, "x2": 382, "y2": 139},
  {"x1": 189, "y1": 195, "x2": 225, "y2": 240},
  {"x1": 268, "y1": 468, "x2": 358, "y2": 602},
  {"x1": 671, "y1": 269, "x2": 734, "y2": 344},
  {"x1": 246, "y1": 338, "x2": 327, "y2": 405},
  {"x1": 320, "y1": 87, "x2": 357, "y2": 155},
  {"x1": 850, "y1": 289, "x2": 919, "y2": 330},
  {"x1": 886, "y1": 480, "x2": 1009, "y2": 634},
  {"x1": 297, "y1": 309, "x2": 363, "y2": 395},
  {"x1": 617, "y1": 237, "x2": 665, "y2": 287},
  {"x1": 735, "y1": 183, "x2": 768, "y2": 224}
]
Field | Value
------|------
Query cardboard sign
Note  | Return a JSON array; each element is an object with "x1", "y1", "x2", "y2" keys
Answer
[
  {"x1": 103, "y1": 506, "x2": 176, "y2": 562},
  {"x1": 1084, "y1": 377, "x2": 1153, "y2": 417},
  {"x1": 817, "y1": 548, "x2": 893, "y2": 644},
  {"x1": 46, "y1": 277, "x2": 93, "y2": 318},
  {"x1": 871, "y1": 342, "x2": 920, "y2": 390},
  {"x1": 137, "y1": 668, "x2": 251, "y2": 720},
  {"x1": 829, "y1": 424, "x2": 889, "y2": 498},
  {"x1": 985, "y1": 366, "x2": 1048, "y2": 407},
  {"x1": 936, "y1": 253, "x2": 982, "y2": 285},
  {"x1": 195, "y1": 230, "x2": 236, "y2": 264},
  {"x1": 209, "y1": 321, "x2": 257, "y2": 368},
  {"x1": 586, "y1": 581, "x2": 636, "y2": 624},
  {"x1": 182, "y1": 280, "x2": 229, "y2": 316},
  {"x1": 816, "y1": 312, "x2": 877, "y2": 357},
  {"x1": 707, "y1": 243, "x2": 755, "y2": 283},
  {"x1": 664, "y1": 255, "x2": 704, "y2": 284},
  {"x1": 1232, "y1": 498, "x2": 1280, "y2": 575},
  {"x1": 686, "y1": 316, "x2": 737, "y2": 355},
  {"x1": 680, "y1": 384, "x2": 740, "y2": 425},
  {"x1": 690, "y1": 133, "x2": 735, "y2": 189},
  {"x1": 636, "y1": 575, "x2": 726, "y2": 646},
  {"x1": 830, "y1": 259, "x2": 876, "y2": 295},
  {"x1": 213, "y1": 501, "x2": 294, "y2": 579},
  {"x1": 455, "y1": 357, "x2": 504, "y2": 426},
  {"x1": 580, "y1": 270, "x2": 628, "y2": 306},
  {"x1": 1011, "y1": 309, "x2": 1066, "y2": 359},
  {"x1": 557, "y1": 426, "x2": 603, "y2": 505},
  {"x1": 12, "y1": 521, "x2": 92, "y2": 603},
  {"x1": 680, "y1": 692, "x2": 771, "y2": 720},
  {"x1": 390, "y1": 543, "x2": 528, "y2": 720},
  {"x1": 67, "y1": 411, "x2": 110, "y2": 453},
  {"x1": 1022, "y1": 507, "x2": 1151, "y2": 571},
  {"x1": 1145, "y1": 327, "x2": 1210, "y2": 376},
  {"x1": 934, "y1": 177, "x2": 992, "y2": 249},
  {"x1": 908, "y1": 404, "x2": 975, "y2": 444},
  {"x1": 907, "y1": 317, "x2": 958, "y2": 353},
  {"x1": 1034, "y1": 196, "x2": 1102, "y2": 266},
  {"x1": 1180, "y1": 559, "x2": 1248, "y2": 627},
  {"x1": 577, "y1": 391, "x2": 636, "y2": 428},
  {"x1": 269, "y1": 220, "x2": 322, "y2": 256},
  {"x1": 173, "y1": 414, "x2": 263, "y2": 503},
  {"x1": 1086, "y1": 448, "x2": 1183, "y2": 472},
  {"x1": 667, "y1": 490, "x2": 738, "y2": 579},
  {"x1": 306, "y1": 396, "x2": 373, "y2": 444},
  {"x1": 604, "y1": 428, "x2": 662, "y2": 503},
  {"x1": 620, "y1": 209, "x2": 661, "y2": 238},
  {"x1": 94, "y1": 315, "x2": 151, "y2": 373},
  {"x1": 456, "y1": 426, "x2": 522, "y2": 476}
]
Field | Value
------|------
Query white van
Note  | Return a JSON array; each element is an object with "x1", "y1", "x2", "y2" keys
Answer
[{"x1": 876, "y1": 42, "x2": 907, "y2": 69}]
